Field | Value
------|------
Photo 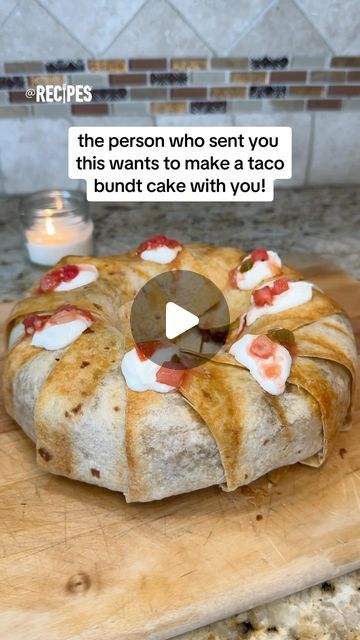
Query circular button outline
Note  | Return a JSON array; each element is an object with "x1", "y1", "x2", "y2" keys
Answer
[{"x1": 130, "y1": 270, "x2": 230, "y2": 369}]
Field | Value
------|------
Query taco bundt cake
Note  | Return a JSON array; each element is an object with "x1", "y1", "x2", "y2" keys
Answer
[{"x1": 3, "y1": 237, "x2": 357, "y2": 502}]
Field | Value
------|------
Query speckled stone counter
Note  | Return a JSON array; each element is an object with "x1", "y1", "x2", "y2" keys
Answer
[
  {"x1": 0, "y1": 187, "x2": 359, "y2": 639},
  {"x1": 178, "y1": 573, "x2": 360, "y2": 640},
  {"x1": 0, "y1": 186, "x2": 359, "y2": 301}
]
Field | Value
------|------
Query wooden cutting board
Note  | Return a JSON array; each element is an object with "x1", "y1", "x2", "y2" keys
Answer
[{"x1": 0, "y1": 254, "x2": 359, "y2": 640}]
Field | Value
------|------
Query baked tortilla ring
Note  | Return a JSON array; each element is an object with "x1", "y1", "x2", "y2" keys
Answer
[{"x1": 3, "y1": 244, "x2": 357, "y2": 502}]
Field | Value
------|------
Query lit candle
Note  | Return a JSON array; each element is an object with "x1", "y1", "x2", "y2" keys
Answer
[{"x1": 21, "y1": 190, "x2": 94, "y2": 266}]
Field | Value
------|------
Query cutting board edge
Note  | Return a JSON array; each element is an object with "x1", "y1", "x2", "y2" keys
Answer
[
  {"x1": 0, "y1": 556, "x2": 359, "y2": 640},
  {"x1": 157, "y1": 557, "x2": 360, "y2": 640}
]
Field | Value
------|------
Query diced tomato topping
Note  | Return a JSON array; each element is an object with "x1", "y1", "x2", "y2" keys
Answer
[
  {"x1": 271, "y1": 278, "x2": 289, "y2": 296},
  {"x1": 156, "y1": 361, "x2": 185, "y2": 388},
  {"x1": 62, "y1": 264, "x2": 79, "y2": 281},
  {"x1": 136, "y1": 235, "x2": 182, "y2": 255},
  {"x1": 135, "y1": 341, "x2": 163, "y2": 361},
  {"x1": 262, "y1": 363, "x2": 282, "y2": 379},
  {"x1": 253, "y1": 285, "x2": 273, "y2": 307},
  {"x1": 23, "y1": 304, "x2": 93, "y2": 335},
  {"x1": 252, "y1": 279, "x2": 291, "y2": 307},
  {"x1": 23, "y1": 314, "x2": 51, "y2": 335},
  {"x1": 39, "y1": 272, "x2": 61, "y2": 293},
  {"x1": 228, "y1": 267, "x2": 239, "y2": 289},
  {"x1": 39, "y1": 264, "x2": 80, "y2": 293},
  {"x1": 249, "y1": 335, "x2": 276, "y2": 359},
  {"x1": 250, "y1": 247, "x2": 269, "y2": 262}
]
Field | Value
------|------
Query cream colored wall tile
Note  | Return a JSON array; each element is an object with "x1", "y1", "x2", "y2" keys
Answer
[
  {"x1": 297, "y1": 0, "x2": 360, "y2": 54},
  {"x1": 153, "y1": 114, "x2": 233, "y2": 125},
  {"x1": 309, "y1": 112, "x2": 360, "y2": 184},
  {"x1": 42, "y1": 0, "x2": 147, "y2": 57},
  {"x1": 69, "y1": 74, "x2": 109, "y2": 88},
  {"x1": 32, "y1": 104, "x2": 70, "y2": 118},
  {"x1": 230, "y1": 0, "x2": 331, "y2": 56},
  {"x1": 105, "y1": 0, "x2": 211, "y2": 57},
  {"x1": 169, "y1": 0, "x2": 272, "y2": 53},
  {"x1": 0, "y1": 119, "x2": 73, "y2": 193},
  {"x1": 109, "y1": 116, "x2": 153, "y2": 125},
  {"x1": 291, "y1": 55, "x2": 328, "y2": 68},
  {"x1": 111, "y1": 102, "x2": 150, "y2": 116},
  {"x1": 343, "y1": 100, "x2": 360, "y2": 111},
  {"x1": 0, "y1": 0, "x2": 89, "y2": 58},
  {"x1": 233, "y1": 112, "x2": 311, "y2": 187},
  {"x1": 0, "y1": 105, "x2": 29, "y2": 117},
  {"x1": 69, "y1": 115, "x2": 153, "y2": 126},
  {"x1": 191, "y1": 71, "x2": 227, "y2": 85},
  {"x1": 0, "y1": 0, "x2": 18, "y2": 26}
]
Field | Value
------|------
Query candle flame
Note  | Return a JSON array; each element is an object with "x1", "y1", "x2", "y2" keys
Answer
[{"x1": 45, "y1": 215, "x2": 56, "y2": 236}]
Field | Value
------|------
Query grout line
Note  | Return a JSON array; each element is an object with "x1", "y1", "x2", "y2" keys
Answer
[
  {"x1": 223, "y1": 0, "x2": 278, "y2": 56},
  {"x1": 34, "y1": 0, "x2": 93, "y2": 58},
  {"x1": 0, "y1": 0, "x2": 22, "y2": 30},
  {"x1": 165, "y1": 0, "x2": 216, "y2": 56},
  {"x1": 292, "y1": 0, "x2": 336, "y2": 55},
  {"x1": 101, "y1": 0, "x2": 149, "y2": 58},
  {"x1": 305, "y1": 111, "x2": 316, "y2": 185}
]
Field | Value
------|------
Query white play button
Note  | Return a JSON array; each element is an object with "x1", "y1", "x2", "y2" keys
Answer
[
  {"x1": 165, "y1": 302, "x2": 199, "y2": 340},
  {"x1": 131, "y1": 270, "x2": 230, "y2": 367}
]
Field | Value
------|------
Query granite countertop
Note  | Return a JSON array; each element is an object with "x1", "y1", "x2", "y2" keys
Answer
[
  {"x1": 0, "y1": 186, "x2": 360, "y2": 301},
  {"x1": 0, "y1": 186, "x2": 359, "y2": 639}
]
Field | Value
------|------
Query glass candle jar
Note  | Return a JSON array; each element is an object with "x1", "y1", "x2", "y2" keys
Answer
[{"x1": 20, "y1": 189, "x2": 94, "y2": 266}]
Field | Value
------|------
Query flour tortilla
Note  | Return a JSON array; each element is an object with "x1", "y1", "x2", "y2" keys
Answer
[{"x1": 3, "y1": 245, "x2": 357, "y2": 502}]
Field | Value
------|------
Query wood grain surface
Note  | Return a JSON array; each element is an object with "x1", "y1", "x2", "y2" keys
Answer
[{"x1": 0, "y1": 255, "x2": 359, "y2": 640}]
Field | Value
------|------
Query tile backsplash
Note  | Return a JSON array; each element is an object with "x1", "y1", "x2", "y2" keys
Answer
[
  {"x1": 0, "y1": 0, "x2": 359, "y2": 193},
  {"x1": 1, "y1": 55, "x2": 360, "y2": 119}
]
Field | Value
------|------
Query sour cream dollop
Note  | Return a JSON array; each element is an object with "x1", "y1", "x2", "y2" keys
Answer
[
  {"x1": 247, "y1": 280, "x2": 313, "y2": 326},
  {"x1": 230, "y1": 249, "x2": 282, "y2": 291},
  {"x1": 31, "y1": 319, "x2": 91, "y2": 350},
  {"x1": 121, "y1": 344, "x2": 182, "y2": 393},
  {"x1": 23, "y1": 306, "x2": 93, "y2": 351},
  {"x1": 140, "y1": 246, "x2": 181, "y2": 264},
  {"x1": 55, "y1": 265, "x2": 98, "y2": 291},
  {"x1": 137, "y1": 235, "x2": 182, "y2": 265},
  {"x1": 230, "y1": 334, "x2": 292, "y2": 395},
  {"x1": 39, "y1": 264, "x2": 98, "y2": 293}
]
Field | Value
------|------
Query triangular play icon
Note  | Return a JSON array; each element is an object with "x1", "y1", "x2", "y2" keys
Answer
[{"x1": 165, "y1": 302, "x2": 199, "y2": 340}]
